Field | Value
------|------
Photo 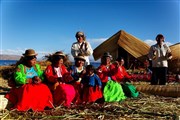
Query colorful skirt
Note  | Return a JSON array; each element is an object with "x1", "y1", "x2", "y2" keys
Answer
[
  {"x1": 104, "y1": 80, "x2": 126, "y2": 102},
  {"x1": 71, "y1": 82, "x2": 83, "y2": 104},
  {"x1": 82, "y1": 86, "x2": 103, "y2": 103},
  {"x1": 53, "y1": 84, "x2": 75, "y2": 107},
  {"x1": 5, "y1": 83, "x2": 53, "y2": 111}
]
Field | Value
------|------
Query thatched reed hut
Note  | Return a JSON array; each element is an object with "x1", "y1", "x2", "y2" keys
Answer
[
  {"x1": 93, "y1": 30, "x2": 150, "y2": 69},
  {"x1": 168, "y1": 43, "x2": 180, "y2": 74}
]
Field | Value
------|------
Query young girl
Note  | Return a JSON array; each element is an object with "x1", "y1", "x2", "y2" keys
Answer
[{"x1": 81, "y1": 65, "x2": 102, "y2": 103}]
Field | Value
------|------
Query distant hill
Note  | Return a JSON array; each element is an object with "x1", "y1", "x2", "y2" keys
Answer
[{"x1": 0, "y1": 54, "x2": 21, "y2": 60}]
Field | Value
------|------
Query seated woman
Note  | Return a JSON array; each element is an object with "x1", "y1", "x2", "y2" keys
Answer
[
  {"x1": 97, "y1": 52, "x2": 116, "y2": 90},
  {"x1": 44, "y1": 51, "x2": 75, "y2": 107},
  {"x1": 112, "y1": 57, "x2": 132, "y2": 82},
  {"x1": 112, "y1": 57, "x2": 139, "y2": 98},
  {"x1": 97, "y1": 53, "x2": 126, "y2": 102},
  {"x1": 68, "y1": 54, "x2": 86, "y2": 104},
  {"x1": 5, "y1": 49, "x2": 53, "y2": 111}
]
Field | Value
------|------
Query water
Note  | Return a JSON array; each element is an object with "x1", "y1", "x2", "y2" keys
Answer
[
  {"x1": 0, "y1": 60, "x2": 17, "y2": 66},
  {"x1": 0, "y1": 60, "x2": 100, "y2": 67},
  {"x1": 90, "y1": 62, "x2": 101, "y2": 68}
]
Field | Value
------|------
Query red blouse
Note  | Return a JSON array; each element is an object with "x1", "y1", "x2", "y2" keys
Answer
[
  {"x1": 112, "y1": 65, "x2": 131, "y2": 82},
  {"x1": 45, "y1": 65, "x2": 72, "y2": 83},
  {"x1": 97, "y1": 64, "x2": 116, "y2": 83}
]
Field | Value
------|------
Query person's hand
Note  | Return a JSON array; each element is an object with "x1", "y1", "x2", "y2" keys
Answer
[
  {"x1": 153, "y1": 50, "x2": 156, "y2": 56},
  {"x1": 79, "y1": 70, "x2": 86, "y2": 78},
  {"x1": 166, "y1": 52, "x2": 172, "y2": 59},
  {"x1": 26, "y1": 78, "x2": 32, "y2": 84},
  {"x1": 32, "y1": 76, "x2": 42, "y2": 84},
  {"x1": 97, "y1": 68, "x2": 102, "y2": 73},
  {"x1": 98, "y1": 86, "x2": 102, "y2": 90},
  {"x1": 114, "y1": 61, "x2": 119, "y2": 67},
  {"x1": 57, "y1": 77, "x2": 62, "y2": 82}
]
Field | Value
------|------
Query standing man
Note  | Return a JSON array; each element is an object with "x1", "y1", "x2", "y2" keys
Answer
[
  {"x1": 148, "y1": 34, "x2": 172, "y2": 85},
  {"x1": 71, "y1": 31, "x2": 93, "y2": 65}
]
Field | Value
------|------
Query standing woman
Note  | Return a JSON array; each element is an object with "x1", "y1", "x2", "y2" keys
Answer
[
  {"x1": 71, "y1": 31, "x2": 93, "y2": 65},
  {"x1": 44, "y1": 51, "x2": 75, "y2": 107},
  {"x1": 5, "y1": 49, "x2": 53, "y2": 111},
  {"x1": 148, "y1": 34, "x2": 172, "y2": 85}
]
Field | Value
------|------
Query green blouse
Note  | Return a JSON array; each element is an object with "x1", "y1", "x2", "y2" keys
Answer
[{"x1": 14, "y1": 64, "x2": 44, "y2": 85}]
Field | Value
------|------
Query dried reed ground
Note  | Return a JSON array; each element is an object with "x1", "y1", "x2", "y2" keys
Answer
[{"x1": 0, "y1": 66, "x2": 180, "y2": 120}]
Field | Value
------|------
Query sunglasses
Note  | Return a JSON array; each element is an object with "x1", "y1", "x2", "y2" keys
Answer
[
  {"x1": 26, "y1": 56, "x2": 37, "y2": 60},
  {"x1": 76, "y1": 35, "x2": 84, "y2": 38}
]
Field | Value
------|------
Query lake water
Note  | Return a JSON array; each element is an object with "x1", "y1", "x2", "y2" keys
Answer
[
  {"x1": 0, "y1": 60, "x2": 17, "y2": 66},
  {"x1": 0, "y1": 60, "x2": 100, "y2": 68}
]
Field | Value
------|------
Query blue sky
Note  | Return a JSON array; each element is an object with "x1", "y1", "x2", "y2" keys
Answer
[{"x1": 0, "y1": 0, "x2": 179, "y2": 60}]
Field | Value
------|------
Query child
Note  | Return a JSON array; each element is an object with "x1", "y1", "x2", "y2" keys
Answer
[{"x1": 81, "y1": 65, "x2": 103, "y2": 103}]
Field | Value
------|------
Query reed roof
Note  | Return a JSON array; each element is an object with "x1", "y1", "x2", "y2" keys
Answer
[{"x1": 93, "y1": 30, "x2": 150, "y2": 61}]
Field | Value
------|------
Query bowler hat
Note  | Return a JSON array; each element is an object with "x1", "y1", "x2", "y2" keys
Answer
[
  {"x1": 75, "y1": 54, "x2": 86, "y2": 61},
  {"x1": 23, "y1": 49, "x2": 38, "y2": 56},
  {"x1": 102, "y1": 52, "x2": 112, "y2": 58},
  {"x1": 53, "y1": 51, "x2": 65, "y2": 57}
]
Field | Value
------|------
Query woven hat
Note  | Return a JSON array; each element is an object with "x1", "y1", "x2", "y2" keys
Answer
[
  {"x1": 53, "y1": 51, "x2": 65, "y2": 57},
  {"x1": 102, "y1": 52, "x2": 112, "y2": 58},
  {"x1": 75, "y1": 54, "x2": 86, "y2": 61},
  {"x1": 23, "y1": 49, "x2": 38, "y2": 56}
]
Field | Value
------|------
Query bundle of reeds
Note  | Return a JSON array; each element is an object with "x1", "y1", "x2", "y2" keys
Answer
[{"x1": 136, "y1": 85, "x2": 180, "y2": 97}]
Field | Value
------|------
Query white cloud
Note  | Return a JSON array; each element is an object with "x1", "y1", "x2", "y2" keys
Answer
[
  {"x1": 0, "y1": 49, "x2": 51, "y2": 60},
  {"x1": 87, "y1": 38, "x2": 107, "y2": 44},
  {"x1": 144, "y1": 39, "x2": 173, "y2": 46}
]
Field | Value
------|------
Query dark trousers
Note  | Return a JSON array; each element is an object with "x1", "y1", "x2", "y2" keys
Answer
[{"x1": 151, "y1": 67, "x2": 167, "y2": 85}]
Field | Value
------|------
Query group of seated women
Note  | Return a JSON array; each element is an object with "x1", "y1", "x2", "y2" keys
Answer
[{"x1": 5, "y1": 49, "x2": 138, "y2": 111}]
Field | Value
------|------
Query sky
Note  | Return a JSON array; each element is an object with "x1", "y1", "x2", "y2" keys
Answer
[{"x1": 0, "y1": 0, "x2": 179, "y2": 61}]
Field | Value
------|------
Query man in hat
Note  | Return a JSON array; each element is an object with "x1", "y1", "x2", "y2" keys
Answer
[{"x1": 71, "y1": 31, "x2": 93, "y2": 65}]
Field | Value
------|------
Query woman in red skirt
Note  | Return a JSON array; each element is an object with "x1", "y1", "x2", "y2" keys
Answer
[
  {"x1": 5, "y1": 49, "x2": 53, "y2": 111},
  {"x1": 44, "y1": 51, "x2": 75, "y2": 107},
  {"x1": 68, "y1": 54, "x2": 86, "y2": 104}
]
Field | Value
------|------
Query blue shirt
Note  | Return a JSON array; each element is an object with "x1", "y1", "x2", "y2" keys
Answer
[
  {"x1": 81, "y1": 74, "x2": 102, "y2": 87},
  {"x1": 26, "y1": 67, "x2": 38, "y2": 79}
]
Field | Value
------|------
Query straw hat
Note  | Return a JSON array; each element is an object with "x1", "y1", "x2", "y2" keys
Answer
[
  {"x1": 53, "y1": 51, "x2": 65, "y2": 57},
  {"x1": 23, "y1": 49, "x2": 38, "y2": 56},
  {"x1": 75, "y1": 54, "x2": 86, "y2": 61},
  {"x1": 102, "y1": 52, "x2": 112, "y2": 58}
]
